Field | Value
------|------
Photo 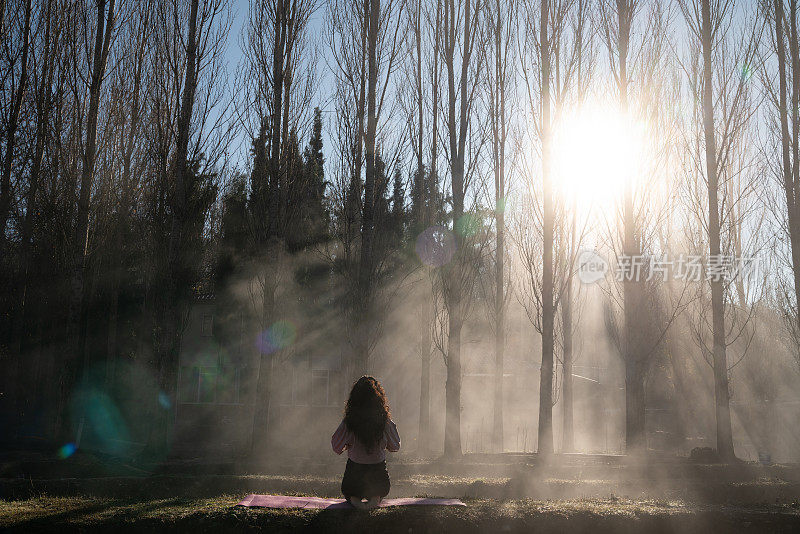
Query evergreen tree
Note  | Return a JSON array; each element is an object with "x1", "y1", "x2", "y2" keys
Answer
[
  {"x1": 411, "y1": 167, "x2": 446, "y2": 229},
  {"x1": 374, "y1": 152, "x2": 390, "y2": 228},
  {"x1": 213, "y1": 173, "x2": 249, "y2": 345},
  {"x1": 298, "y1": 107, "x2": 329, "y2": 247},
  {"x1": 249, "y1": 119, "x2": 270, "y2": 241},
  {"x1": 410, "y1": 165, "x2": 426, "y2": 232},
  {"x1": 215, "y1": 173, "x2": 249, "y2": 286},
  {"x1": 305, "y1": 107, "x2": 325, "y2": 198}
]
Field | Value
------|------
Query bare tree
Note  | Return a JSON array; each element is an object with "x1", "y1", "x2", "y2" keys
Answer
[
  {"x1": 678, "y1": 0, "x2": 763, "y2": 461},
  {"x1": 357, "y1": 0, "x2": 381, "y2": 377},
  {"x1": 438, "y1": 0, "x2": 484, "y2": 458},
  {"x1": 482, "y1": 0, "x2": 515, "y2": 454},
  {"x1": 5, "y1": 0, "x2": 60, "y2": 421},
  {"x1": 698, "y1": 0, "x2": 731, "y2": 458},
  {"x1": 241, "y1": 0, "x2": 319, "y2": 455},
  {"x1": 518, "y1": 0, "x2": 592, "y2": 457},
  {"x1": 325, "y1": 0, "x2": 406, "y2": 382},
  {"x1": 472, "y1": 0, "x2": 564, "y2": 454},
  {"x1": 767, "y1": 0, "x2": 800, "y2": 372},
  {"x1": 596, "y1": 0, "x2": 682, "y2": 453},
  {"x1": 144, "y1": 0, "x2": 231, "y2": 453},
  {"x1": 558, "y1": 208, "x2": 582, "y2": 452},
  {"x1": 401, "y1": 0, "x2": 444, "y2": 456},
  {"x1": 104, "y1": 0, "x2": 153, "y2": 384},
  {"x1": 60, "y1": 0, "x2": 116, "y2": 438},
  {"x1": 0, "y1": 0, "x2": 32, "y2": 249}
]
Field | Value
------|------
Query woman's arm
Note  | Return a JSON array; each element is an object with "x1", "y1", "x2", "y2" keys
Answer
[
  {"x1": 385, "y1": 420, "x2": 401, "y2": 452},
  {"x1": 331, "y1": 421, "x2": 350, "y2": 454}
]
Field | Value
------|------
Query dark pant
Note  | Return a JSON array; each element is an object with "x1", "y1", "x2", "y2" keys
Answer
[{"x1": 341, "y1": 459, "x2": 390, "y2": 499}]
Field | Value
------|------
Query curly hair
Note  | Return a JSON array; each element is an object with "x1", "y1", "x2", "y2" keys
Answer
[{"x1": 343, "y1": 376, "x2": 391, "y2": 454}]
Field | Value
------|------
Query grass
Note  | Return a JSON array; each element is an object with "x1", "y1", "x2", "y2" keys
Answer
[
  {"x1": 4, "y1": 452, "x2": 800, "y2": 532},
  {"x1": 2, "y1": 495, "x2": 800, "y2": 533},
  {"x1": 5, "y1": 472, "x2": 800, "y2": 504}
]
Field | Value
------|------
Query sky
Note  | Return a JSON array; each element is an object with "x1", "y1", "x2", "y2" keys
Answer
[
  {"x1": 221, "y1": 0, "x2": 249, "y2": 171},
  {"x1": 221, "y1": 0, "x2": 332, "y2": 174}
]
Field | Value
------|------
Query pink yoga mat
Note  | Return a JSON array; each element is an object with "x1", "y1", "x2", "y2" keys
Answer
[{"x1": 236, "y1": 494, "x2": 466, "y2": 509}]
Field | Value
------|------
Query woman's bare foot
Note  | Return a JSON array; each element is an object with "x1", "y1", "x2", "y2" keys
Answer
[
  {"x1": 349, "y1": 496, "x2": 367, "y2": 510},
  {"x1": 364, "y1": 496, "x2": 382, "y2": 510}
]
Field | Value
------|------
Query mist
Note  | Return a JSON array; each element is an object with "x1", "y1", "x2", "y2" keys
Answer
[{"x1": 2, "y1": 0, "x2": 800, "y2": 532}]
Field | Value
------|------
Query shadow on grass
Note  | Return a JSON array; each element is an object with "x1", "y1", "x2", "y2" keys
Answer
[{"x1": 3, "y1": 498, "x2": 184, "y2": 533}]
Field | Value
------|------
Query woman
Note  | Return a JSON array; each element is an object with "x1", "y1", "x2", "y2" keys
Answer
[{"x1": 331, "y1": 376, "x2": 401, "y2": 510}]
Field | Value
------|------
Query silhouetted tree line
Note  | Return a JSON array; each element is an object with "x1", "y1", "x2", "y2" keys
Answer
[{"x1": 0, "y1": 0, "x2": 416, "y2": 455}]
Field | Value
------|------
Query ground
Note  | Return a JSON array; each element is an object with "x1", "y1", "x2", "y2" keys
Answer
[
  {"x1": 2, "y1": 450, "x2": 800, "y2": 532},
  {"x1": 3, "y1": 495, "x2": 800, "y2": 533}
]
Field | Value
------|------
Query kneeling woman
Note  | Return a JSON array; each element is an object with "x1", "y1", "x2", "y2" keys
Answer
[{"x1": 331, "y1": 376, "x2": 401, "y2": 510}]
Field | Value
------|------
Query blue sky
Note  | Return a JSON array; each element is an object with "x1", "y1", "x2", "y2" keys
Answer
[
  {"x1": 222, "y1": 0, "x2": 249, "y2": 170},
  {"x1": 221, "y1": 0, "x2": 331, "y2": 173}
]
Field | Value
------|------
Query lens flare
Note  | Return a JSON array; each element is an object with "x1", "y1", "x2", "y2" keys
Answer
[
  {"x1": 71, "y1": 386, "x2": 133, "y2": 456},
  {"x1": 496, "y1": 196, "x2": 509, "y2": 214},
  {"x1": 415, "y1": 225, "x2": 457, "y2": 267},
  {"x1": 741, "y1": 63, "x2": 753, "y2": 82},
  {"x1": 57, "y1": 442, "x2": 77, "y2": 459},
  {"x1": 256, "y1": 320, "x2": 297, "y2": 354},
  {"x1": 158, "y1": 391, "x2": 172, "y2": 410},
  {"x1": 455, "y1": 214, "x2": 480, "y2": 237}
]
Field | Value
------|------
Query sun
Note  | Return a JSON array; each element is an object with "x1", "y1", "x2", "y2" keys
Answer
[{"x1": 551, "y1": 102, "x2": 647, "y2": 212}]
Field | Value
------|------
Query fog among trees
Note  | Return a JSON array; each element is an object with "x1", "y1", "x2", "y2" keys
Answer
[{"x1": 2, "y1": 0, "x2": 800, "y2": 463}]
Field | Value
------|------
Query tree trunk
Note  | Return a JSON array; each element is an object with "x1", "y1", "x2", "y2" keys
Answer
[
  {"x1": 775, "y1": 0, "x2": 800, "y2": 345},
  {"x1": 418, "y1": 336, "x2": 430, "y2": 455},
  {"x1": 251, "y1": 351, "x2": 274, "y2": 454},
  {"x1": 493, "y1": 249, "x2": 505, "y2": 453},
  {"x1": 790, "y1": 0, "x2": 800, "y2": 197},
  {"x1": 444, "y1": 308, "x2": 463, "y2": 457},
  {"x1": 615, "y1": 0, "x2": 646, "y2": 455},
  {"x1": 412, "y1": 0, "x2": 431, "y2": 457},
  {"x1": 414, "y1": 0, "x2": 424, "y2": 226},
  {"x1": 60, "y1": 0, "x2": 115, "y2": 440},
  {"x1": 430, "y1": 0, "x2": 440, "y2": 209},
  {"x1": 625, "y1": 360, "x2": 646, "y2": 451},
  {"x1": 170, "y1": 0, "x2": 201, "y2": 356},
  {"x1": 352, "y1": 336, "x2": 369, "y2": 382},
  {"x1": 538, "y1": 0, "x2": 555, "y2": 458},
  {"x1": 419, "y1": 0, "x2": 441, "y2": 458},
  {"x1": 0, "y1": 1, "x2": 6, "y2": 44},
  {"x1": 701, "y1": 0, "x2": 735, "y2": 462},
  {"x1": 0, "y1": 0, "x2": 31, "y2": 248},
  {"x1": 11, "y1": 0, "x2": 54, "y2": 364},
  {"x1": 269, "y1": 0, "x2": 286, "y2": 238},
  {"x1": 279, "y1": 9, "x2": 296, "y2": 227},
  {"x1": 561, "y1": 276, "x2": 574, "y2": 453},
  {"x1": 107, "y1": 11, "x2": 147, "y2": 386},
  {"x1": 0, "y1": 0, "x2": 30, "y2": 407},
  {"x1": 491, "y1": 0, "x2": 507, "y2": 454},
  {"x1": 441, "y1": 0, "x2": 473, "y2": 459},
  {"x1": 347, "y1": 0, "x2": 368, "y2": 256},
  {"x1": 667, "y1": 333, "x2": 692, "y2": 445},
  {"x1": 147, "y1": 0, "x2": 199, "y2": 456},
  {"x1": 355, "y1": 0, "x2": 380, "y2": 380},
  {"x1": 251, "y1": 265, "x2": 277, "y2": 457}
]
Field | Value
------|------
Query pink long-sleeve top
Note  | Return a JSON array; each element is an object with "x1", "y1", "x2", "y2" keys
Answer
[{"x1": 331, "y1": 419, "x2": 401, "y2": 464}]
